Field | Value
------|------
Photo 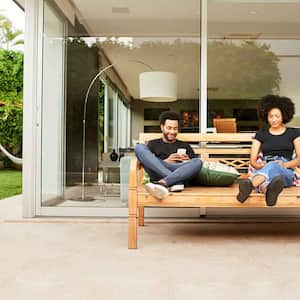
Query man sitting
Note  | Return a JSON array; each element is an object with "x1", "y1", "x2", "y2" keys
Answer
[{"x1": 135, "y1": 111, "x2": 202, "y2": 200}]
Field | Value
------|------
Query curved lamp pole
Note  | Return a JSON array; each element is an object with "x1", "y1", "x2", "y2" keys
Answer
[
  {"x1": 81, "y1": 60, "x2": 153, "y2": 201},
  {"x1": 81, "y1": 64, "x2": 114, "y2": 201}
]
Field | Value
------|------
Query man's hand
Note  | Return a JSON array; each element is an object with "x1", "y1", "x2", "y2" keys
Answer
[{"x1": 164, "y1": 153, "x2": 190, "y2": 163}]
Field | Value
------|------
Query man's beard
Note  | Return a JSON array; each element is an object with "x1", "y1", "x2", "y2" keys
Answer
[{"x1": 163, "y1": 132, "x2": 176, "y2": 142}]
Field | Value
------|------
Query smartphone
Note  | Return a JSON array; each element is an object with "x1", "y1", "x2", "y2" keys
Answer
[{"x1": 177, "y1": 148, "x2": 186, "y2": 155}]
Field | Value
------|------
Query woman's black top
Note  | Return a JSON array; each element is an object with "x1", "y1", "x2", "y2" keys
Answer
[{"x1": 254, "y1": 127, "x2": 300, "y2": 160}]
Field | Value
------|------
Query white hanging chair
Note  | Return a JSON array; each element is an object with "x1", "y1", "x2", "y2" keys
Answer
[{"x1": 0, "y1": 143, "x2": 22, "y2": 165}]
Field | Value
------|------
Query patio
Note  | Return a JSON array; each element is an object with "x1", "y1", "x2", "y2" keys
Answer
[{"x1": 1, "y1": 195, "x2": 300, "y2": 299}]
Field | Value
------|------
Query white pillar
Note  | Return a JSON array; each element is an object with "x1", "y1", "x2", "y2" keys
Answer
[
  {"x1": 200, "y1": 0, "x2": 207, "y2": 133},
  {"x1": 23, "y1": 0, "x2": 43, "y2": 217}
]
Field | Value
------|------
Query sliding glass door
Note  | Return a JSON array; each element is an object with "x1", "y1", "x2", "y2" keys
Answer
[
  {"x1": 29, "y1": 0, "x2": 300, "y2": 217},
  {"x1": 37, "y1": 0, "x2": 201, "y2": 217}
]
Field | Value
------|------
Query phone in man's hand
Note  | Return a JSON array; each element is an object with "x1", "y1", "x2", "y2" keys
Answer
[{"x1": 177, "y1": 148, "x2": 186, "y2": 155}]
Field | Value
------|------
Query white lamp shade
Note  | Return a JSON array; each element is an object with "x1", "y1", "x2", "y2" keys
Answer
[{"x1": 139, "y1": 71, "x2": 177, "y2": 102}]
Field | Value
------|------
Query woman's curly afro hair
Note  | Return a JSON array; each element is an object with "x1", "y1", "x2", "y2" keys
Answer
[{"x1": 258, "y1": 94, "x2": 295, "y2": 124}]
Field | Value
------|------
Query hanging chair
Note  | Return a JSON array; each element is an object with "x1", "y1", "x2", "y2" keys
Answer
[{"x1": 0, "y1": 143, "x2": 22, "y2": 165}]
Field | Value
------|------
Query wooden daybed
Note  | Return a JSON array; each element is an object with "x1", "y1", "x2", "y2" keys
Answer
[{"x1": 128, "y1": 133, "x2": 300, "y2": 249}]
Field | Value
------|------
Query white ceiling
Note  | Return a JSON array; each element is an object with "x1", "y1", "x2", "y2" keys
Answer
[
  {"x1": 71, "y1": 0, "x2": 300, "y2": 36},
  {"x1": 69, "y1": 0, "x2": 300, "y2": 100},
  {"x1": 75, "y1": 0, "x2": 200, "y2": 20},
  {"x1": 208, "y1": 3, "x2": 300, "y2": 23},
  {"x1": 72, "y1": 0, "x2": 200, "y2": 36}
]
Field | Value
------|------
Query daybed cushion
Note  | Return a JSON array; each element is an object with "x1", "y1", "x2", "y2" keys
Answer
[
  {"x1": 142, "y1": 161, "x2": 240, "y2": 187},
  {"x1": 195, "y1": 161, "x2": 240, "y2": 186}
]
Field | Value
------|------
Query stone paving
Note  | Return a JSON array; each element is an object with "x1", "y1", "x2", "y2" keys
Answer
[{"x1": 1, "y1": 195, "x2": 300, "y2": 299}]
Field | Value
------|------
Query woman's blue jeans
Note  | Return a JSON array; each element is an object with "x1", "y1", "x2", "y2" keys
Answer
[
  {"x1": 253, "y1": 156, "x2": 294, "y2": 192},
  {"x1": 134, "y1": 143, "x2": 202, "y2": 186}
]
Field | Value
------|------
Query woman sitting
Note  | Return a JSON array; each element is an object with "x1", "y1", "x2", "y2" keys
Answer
[{"x1": 237, "y1": 95, "x2": 300, "y2": 206}]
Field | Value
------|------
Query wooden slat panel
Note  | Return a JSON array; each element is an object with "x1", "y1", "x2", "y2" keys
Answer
[
  {"x1": 139, "y1": 133, "x2": 254, "y2": 143},
  {"x1": 217, "y1": 159, "x2": 250, "y2": 169},
  {"x1": 196, "y1": 148, "x2": 251, "y2": 155}
]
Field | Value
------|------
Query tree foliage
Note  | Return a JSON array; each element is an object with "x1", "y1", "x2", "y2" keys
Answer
[
  {"x1": 0, "y1": 49, "x2": 23, "y2": 92},
  {"x1": 0, "y1": 15, "x2": 24, "y2": 50},
  {"x1": 0, "y1": 16, "x2": 24, "y2": 156},
  {"x1": 207, "y1": 41, "x2": 281, "y2": 99},
  {"x1": 100, "y1": 38, "x2": 281, "y2": 100},
  {"x1": 0, "y1": 47, "x2": 23, "y2": 154},
  {"x1": 0, "y1": 93, "x2": 22, "y2": 152}
]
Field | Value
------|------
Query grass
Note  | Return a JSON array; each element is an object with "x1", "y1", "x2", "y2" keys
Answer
[{"x1": 0, "y1": 170, "x2": 22, "y2": 199}]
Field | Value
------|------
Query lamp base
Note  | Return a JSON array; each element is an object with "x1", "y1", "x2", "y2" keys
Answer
[{"x1": 70, "y1": 196, "x2": 96, "y2": 202}]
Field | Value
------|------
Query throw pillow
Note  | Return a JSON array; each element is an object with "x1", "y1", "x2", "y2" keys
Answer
[
  {"x1": 293, "y1": 166, "x2": 300, "y2": 187},
  {"x1": 142, "y1": 171, "x2": 150, "y2": 184},
  {"x1": 195, "y1": 161, "x2": 240, "y2": 186}
]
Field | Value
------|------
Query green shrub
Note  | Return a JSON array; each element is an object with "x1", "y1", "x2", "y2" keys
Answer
[
  {"x1": 0, "y1": 49, "x2": 23, "y2": 155},
  {"x1": 0, "y1": 98, "x2": 22, "y2": 153},
  {"x1": 0, "y1": 49, "x2": 23, "y2": 93}
]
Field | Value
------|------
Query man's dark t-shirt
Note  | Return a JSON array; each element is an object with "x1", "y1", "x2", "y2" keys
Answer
[
  {"x1": 147, "y1": 138, "x2": 196, "y2": 160},
  {"x1": 254, "y1": 127, "x2": 300, "y2": 160}
]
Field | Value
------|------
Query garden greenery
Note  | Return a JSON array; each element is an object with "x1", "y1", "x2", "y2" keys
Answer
[
  {"x1": 100, "y1": 38, "x2": 281, "y2": 99},
  {"x1": 0, "y1": 48, "x2": 23, "y2": 155},
  {"x1": 0, "y1": 50, "x2": 23, "y2": 92}
]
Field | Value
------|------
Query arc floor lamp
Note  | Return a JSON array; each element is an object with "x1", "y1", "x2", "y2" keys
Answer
[{"x1": 80, "y1": 60, "x2": 177, "y2": 200}]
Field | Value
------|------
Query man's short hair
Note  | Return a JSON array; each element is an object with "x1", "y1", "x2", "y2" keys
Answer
[{"x1": 159, "y1": 111, "x2": 180, "y2": 125}]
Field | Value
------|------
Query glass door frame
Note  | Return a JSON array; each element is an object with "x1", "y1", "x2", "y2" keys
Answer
[{"x1": 24, "y1": 0, "x2": 205, "y2": 217}]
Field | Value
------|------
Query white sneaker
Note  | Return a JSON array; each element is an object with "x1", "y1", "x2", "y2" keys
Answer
[
  {"x1": 145, "y1": 182, "x2": 169, "y2": 200},
  {"x1": 170, "y1": 184, "x2": 184, "y2": 192}
]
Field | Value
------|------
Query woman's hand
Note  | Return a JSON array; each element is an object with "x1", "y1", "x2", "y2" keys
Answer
[
  {"x1": 254, "y1": 162, "x2": 266, "y2": 170},
  {"x1": 275, "y1": 160, "x2": 286, "y2": 167},
  {"x1": 250, "y1": 139, "x2": 263, "y2": 169}
]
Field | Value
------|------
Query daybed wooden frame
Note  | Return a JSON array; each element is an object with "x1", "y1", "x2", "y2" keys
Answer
[{"x1": 128, "y1": 133, "x2": 300, "y2": 249}]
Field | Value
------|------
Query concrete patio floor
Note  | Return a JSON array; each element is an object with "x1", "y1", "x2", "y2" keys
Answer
[{"x1": 1, "y1": 196, "x2": 300, "y2": 299}]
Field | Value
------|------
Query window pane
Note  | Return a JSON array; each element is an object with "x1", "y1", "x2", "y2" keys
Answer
[
  {"x1": 41, "y1": 1, "x2": 65, "y2": 205},
  {"x1": 208, "y1": 1, "x2": 300, "y2": 132},
  {"x1": 41, "y1": 0, "x2": 201, "y2": 207}
]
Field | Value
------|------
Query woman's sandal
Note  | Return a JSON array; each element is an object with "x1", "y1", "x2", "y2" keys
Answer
[
  {"x1": 237, "y1": 179, "x2": 254, "y2": 203},
  {"x1": 265, "y1": 176, "x2": 284, "y2": 206}
]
